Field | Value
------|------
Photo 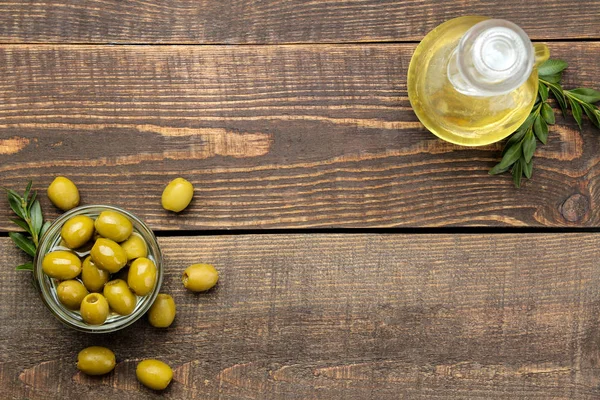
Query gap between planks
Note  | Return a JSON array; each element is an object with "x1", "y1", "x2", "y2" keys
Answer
[
  {"x1": 0, "y1": 38, "x2": 598, "y2": 46},
  {"x1": 2, "y1": 227, "x2": 600, "y2": 238}
]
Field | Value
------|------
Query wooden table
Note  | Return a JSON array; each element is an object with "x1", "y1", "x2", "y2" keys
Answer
[{"x1": 1, "y1": 1, "x2": 600, "y2": 399}]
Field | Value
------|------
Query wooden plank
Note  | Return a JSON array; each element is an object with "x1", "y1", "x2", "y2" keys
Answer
[
  {"x1": 1, "y1": 42, "x2": 599, "y2": 230},
  {"x1": 0, "y1": 1, "x2": 599, "y2": 43},
  {"x1": 1, "y1": 233, "x2": 600, "y2": 399}
]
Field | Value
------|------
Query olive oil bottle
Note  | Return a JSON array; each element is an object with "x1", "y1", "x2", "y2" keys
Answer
[{"x1": 407, "y1": 17, "x2": 549, "y2": 146}]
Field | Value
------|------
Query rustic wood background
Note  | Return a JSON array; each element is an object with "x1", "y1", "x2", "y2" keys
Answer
[
  {"x1": 3, "y1": 234, "x2": 600, "y2": 399},
  {"x1": 1, "y1": 42, "x2": 599, "y2": 230},
  {"x1": 1, "y1": 0, "x2": 600, "y2": 399},
  {"x1": 0, "y1": 0, "x2": 598, "y2": 43}
]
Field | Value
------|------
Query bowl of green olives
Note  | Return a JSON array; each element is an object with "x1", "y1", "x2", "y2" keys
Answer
[{"x1": 33, "y1": 205, "x2": 163, "y2": 333}]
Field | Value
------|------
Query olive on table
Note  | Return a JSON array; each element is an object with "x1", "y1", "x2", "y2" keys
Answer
[
  {"x1": 120, "y1": 233, "x2": 148, "y2": 261},
  {"x1": 103, "y1": 279, "x2": 137, "y2": 315},
  {"x1": 47, "y1": 176, "x2": 80, "y2": 211},
  {"x1": 148, "y1": 294, "x2": 176, "y2": 328},
  {"x1": 56, "y1": 280, "x2": 89, "y2": 309},
  {"x1": 161, "y1": 177, "x2": 194, "y2": 212},
  {"x1": 91, "y1": 238, "x2": 127, "y2": 273},
  {"x1": 42, "y1": 250, "x2": 82, "y2": 280},
  {"x1": 77, "y1": 346, "x2": 116, "y2": 376},
  {"x1": 80, "y1": 293, "x2": 110, "y2": 325},
  {"x1": 128, "y1": 257, "x2": 157, "y2": 296},
  {"x1": 60, "y1": 215, "x2": 94, "y2": 249},
  {"x1": 182, "y1": 264, "x2": 219, "y2": 292},
  {"x1": 94, "y1": 211, "x2": 133, "y2": 242},
  {"x1": 81, "y1": 256, "x2": 110, "y2": 292},
  {"x1": 136, "y1": 359, "x2": 173, "y2": 390}
]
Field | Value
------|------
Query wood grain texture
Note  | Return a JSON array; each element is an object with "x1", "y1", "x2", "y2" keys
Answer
[
  {"x1": 1, "y1": 42, "x2": 600, "y2": 230},
  {"x1": 2, "y1": 233, "x2": 600, "y2": 399},
  {"x1": 0, "y1": 0, "x2": 599, "y2": 43}
]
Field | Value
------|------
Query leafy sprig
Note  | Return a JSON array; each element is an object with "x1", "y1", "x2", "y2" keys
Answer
[
  {"x1": 2, "y1": 181, "x2": 49, "y2": 271},
  {"x1": 490, "y1": 59, "x2": 600, "y2": 187}
]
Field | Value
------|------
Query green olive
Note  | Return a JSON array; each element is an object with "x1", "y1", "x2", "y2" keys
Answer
[
  {"x1": 136, "y1": 359, "x2": 173, "y2": 390},
  {"x1": 148, "y1": 294, "x2": 176, "y2": 328},
  {"x1": 182, "y1": 264, "x2": 219, "y2": 292},
  {"x1": 161, "y1": 177, "x2": 194, "y2": 212},
  {"x1": 42, "y1": 251, "x2": 82, "y2": 280},
  {"x1": 94, "y1": 211, "x2": 133, "y2": 242},
  {"x1": 56, "y1": 280, "x2": 88, "y2": 309},
  {"x1": 81, "y1": 256, "x2": 110, "y2": 292},
  {"x1": 80, "y1": 293, "x2": 109, "y2": 325},
  {"x1": 103, "y1": 279, "x2": 137, "y2": 315},
  {"x1": 91, "y1": 238, "x2": 127, "y2": 273},
  {"x1": 120, "y1": 233, "x2": 148, "y2": 261},
  {"x1": 60, "y1": 215, "x2": 95, "y2": 249},
  {"x1": 47, "y1": 176, "x2": 80, "y2": 211},
  {"x1": 127, "y1": 257, "x2": 157, "y2": 296},
  {"x1": 77, "y1": 346, "x2": 116, "y2": 376}
]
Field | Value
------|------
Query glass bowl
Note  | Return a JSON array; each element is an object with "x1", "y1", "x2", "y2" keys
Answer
[{"x1": 33, "y1": 205, "x2": 163, "y2": 333}]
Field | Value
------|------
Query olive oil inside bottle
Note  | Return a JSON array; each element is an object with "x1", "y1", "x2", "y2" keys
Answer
[{"x1": 407, "y1": 16, "x2": 539, "y2": 146}]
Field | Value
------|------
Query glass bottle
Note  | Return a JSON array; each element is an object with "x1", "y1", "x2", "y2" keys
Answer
[{"x1": 407, "y1": 17, "x2": 549, "y2": 146}]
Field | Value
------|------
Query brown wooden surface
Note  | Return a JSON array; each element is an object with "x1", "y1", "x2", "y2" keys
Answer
[
  {"x1": 2, "y1": 1, "x2": 600, "y2": 399},
  {"x1": 1, "y1": 234, "x2": 600, "y2": 399},
  {"x1": 0, "y1": 0, "x2": 599, "y2": 43},
  {"x1": 1, "y1": 42, "x2": 599, "y2": 230}
]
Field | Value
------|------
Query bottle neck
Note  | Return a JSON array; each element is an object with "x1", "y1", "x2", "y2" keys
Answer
[{"x1": 448, "y1": 19, "x2": 535, "y2": 97}]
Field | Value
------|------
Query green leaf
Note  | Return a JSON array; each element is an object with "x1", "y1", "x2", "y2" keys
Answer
[
  {"x1": 489, "y1": 162, "x2": 510, "y2": 175},
  {"x1": 501, "y1": 112, "x2": 537, "y2": 156},
  {"x1": 582, "y1": 103, "x2": 600, "y2": 128},
  {"x1": 30, "y1": 200, "x2": 43, "y2": 236},
  {"x1": 548, "y1": 85, "x2": 568, "y2": 117},
  {"x1": 23, "y1": 181, "x2": 32, "y2": 202},
  {"x1": 538, "y1": 83, "x2": 549, "y2": 102},
  {"x1": 533, "y1": 115, "x2": 549, "y2": 144},
  {"x1": 520, "y1": 111, "x2": 538, "y2": 131},
  {"x1": 27, "y1": 191, "x2": 37, "y2": 213},
  {"x1": 541, "y1": 103, "x2": 555, "y2": 125},
  {"x1": 512, "y1": 160, "x2": 523, "y2": 188},
  {"x1": 522, "y1": 129, "x2": 537, "y2": 163},
  {"x1": 523, "y1": 159, "x2": 533, "y2": 179},
  {"x1": 568, "y1": 98, "x2": 583, "y2": 130},
  {"x1": 497, "y1": 141, "x2": 523, "y2": 170},
  {"x1": 9, "y1": 232, "x2": 36, "y2": 257},
  {"x1": 10, "y1": 218, "x2": 31, "y2": 234},
  {"x1": 538, "y1": 59, "x2": 568, "y2": 76},
  {"x1": 6, "y1": 188, "x2": 21, "y2": 199},
  {"x1": 502, "y1": 129, "x2": 527, "y2": 156},
  {"x1": 40, "y1": 221, "x2": 51, "y2": 240},
  {"x1": 541, "y1": 73, "x2": 562, "y2": 84},
  {"x1": 7, "y1": 191, "x2": 26, "y2": 220},
  {"x1": 567, "y1": 88, "x2": 600, "y2": 104},
  {"x1": 16, "y1": 262, "x2": 34, "y2": 271}
]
